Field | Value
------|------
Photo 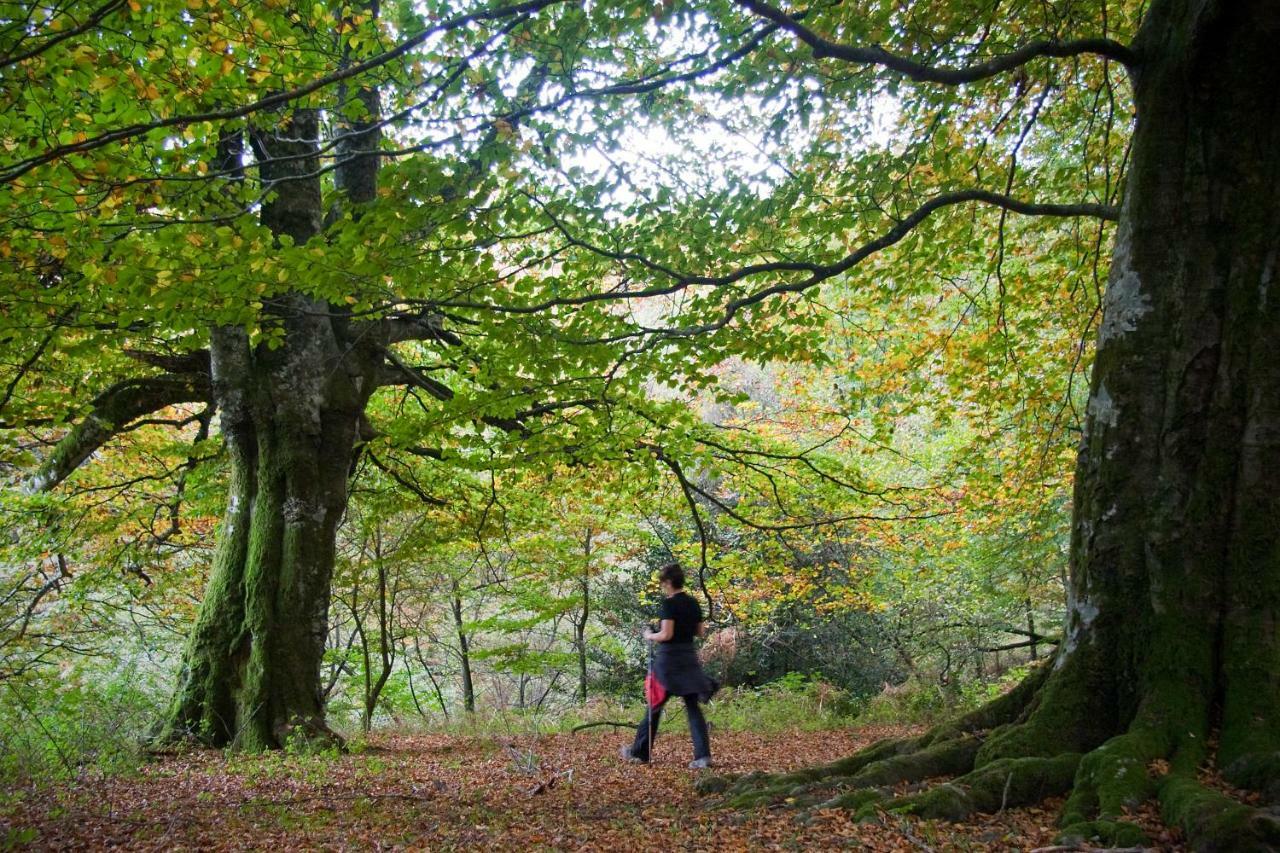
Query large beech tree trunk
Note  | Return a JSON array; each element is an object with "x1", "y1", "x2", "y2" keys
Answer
[
  {"x1": 161, "y1": 109, "x2": 382, "y2": 749},
  {"x1": 981, "y1": 0, "x2": 1280, "y2": 763},
  {"x1": 985, "y1": 0, "x2": 1280, "y2": 776},
  {"x1": 715, "y1": 2, "x2": 1280, "y2": 847}
]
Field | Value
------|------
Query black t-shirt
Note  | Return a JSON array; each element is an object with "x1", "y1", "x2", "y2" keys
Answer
[{"x1": 658, "y1": 591, "x2": 702, "y2": 643}]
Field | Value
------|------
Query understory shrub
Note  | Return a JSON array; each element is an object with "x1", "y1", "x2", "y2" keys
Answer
[{"x1": 0, "y1": 659, "x2": 168, "y2": 788}]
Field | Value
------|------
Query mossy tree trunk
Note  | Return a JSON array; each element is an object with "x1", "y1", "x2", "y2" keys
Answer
[
  {"x1": 160, "y1": 109, "x2": 383, "y2": 750},
  {"x1": 714, "y1": 1, "x2": 1280, "y2": 847}
]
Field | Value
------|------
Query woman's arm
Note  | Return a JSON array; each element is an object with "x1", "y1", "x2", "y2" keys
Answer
[
  {"x1": 644, "y1": 619, "x2": 675, "y2": 642},
  {"x1": 696, "y1": 620, "x2": 707, "y2": 639}
]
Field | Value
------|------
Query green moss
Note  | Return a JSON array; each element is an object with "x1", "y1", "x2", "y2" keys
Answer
[
  {"x1": 787, "y1": 735, "x2": 922, "y2": 785},
  {"x1": 976, "y1": 652, "x2": 1106, "y2": 766},
  {"x1": 724, "y1": 770, "x2": 770, "y2": 795},
  {"x1": 1066, "y1": 728, "x2": 1167, "y2": 824},
  {"x1": 840, "y1": 736, "x2": 981, "y2": 790},
  {"x1": 885, "y1": 753, "x2": 1081, "y2": 821},
  {"x1": 1222, "y1": 751, "x2": 1280, "y2": 802},
  {"x1": 715, "y1": 736, "x2": 922, "y2": 805},
  {"x1": 1059, "y1": 782, "x2": 1098, "y2": 830},
  {"x1": 816, "y1": 789, "x2": 882, "y2": 812},
  {"x1": 158, "y1": 450, "x2": 255, "y2": 747},
  {"x1": 726, "y1": 785, "x2": 793, "y2": 809},
  {"x1": 723, "y1": 737, "x2": 982, "y2": 810},
  {"x1": 1161, "y1": 772, "x2": 1280, "y2": 853},
  {"x1": 1058, "y1": 819, "x2": 1150, "y2": 848},
  {"x1": 888, "y1": 782, "x2": 973, "y2": 821},
  {"x1": 693, "y1": 774, "x2": 732, "y2": 795}
]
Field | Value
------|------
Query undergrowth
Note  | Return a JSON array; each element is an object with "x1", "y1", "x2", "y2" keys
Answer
[
  {"x1": 0, "y1": 660, "x2": 167, "y2": 789},
  {"x1": 854, "y1": 666, "x2": 1032, "y2": 727}
]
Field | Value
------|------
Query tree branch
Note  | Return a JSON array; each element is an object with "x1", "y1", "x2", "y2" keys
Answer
[
  {"x1": 366, "y1": 452, "x2": 448, "y2": 507},
  {"x1": 376, "y1": 314, "x2": 464, "y2": 347},
  {"x1": 0, "y1": 0, "x2": 128, "y2": 71},
  {"x1": 20, "y1": 374, "x2": 212, "y2": 493},
  {"x1": 438, "y1": 189, "x2": 1118, "y2": 319},
  {"x1": 376, "y1": 350, "x2": 455, "y2": 401},
  {"x1": 736, "y1": 0, "x2": 1138, "y2": 80},
  {"x1": 0, "y1": 0, "x2": 569, "y2": 184},
  {"x1": 122, "y1": 349, "x2": 212, "y2": 376}
]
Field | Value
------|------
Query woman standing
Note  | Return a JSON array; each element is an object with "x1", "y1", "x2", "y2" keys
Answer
[{"x1": 619, "y1": 563, "x2": 716, "y2": 768}]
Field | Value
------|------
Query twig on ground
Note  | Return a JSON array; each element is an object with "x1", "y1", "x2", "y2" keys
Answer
[
  {"x1": 570, "y1": 721, "x2": 633, "y2": 732},
  {"x1": 528, "y1": 768, "x2": 574, "y2": 796},
  {"x1": 504, "y1": 742, "x2": 541, "y2": 774}
]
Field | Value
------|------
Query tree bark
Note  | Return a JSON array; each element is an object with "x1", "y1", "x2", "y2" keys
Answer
[
  {"x1": 452, "y1": 582, "x2": 475, "y2": 714},
  {"x1": 980, "y1": 0, "x2": 1280, "y2": 772},
  {"x1": 361, "y1": 530, "x2": 395, "y2": 733},
  {"x1": 160, "y1": 109, "x2": 383, "y2": 750},
  {"x1": 575, "y1": 527, "x2": 593, "y2": 703}
]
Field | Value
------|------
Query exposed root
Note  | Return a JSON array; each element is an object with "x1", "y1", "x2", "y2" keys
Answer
[
  {"x1": 1059, "y1": 728, "x2": 1168, "y2": 840},
  {"x1": 724, "y1": 736, "x2": 982, "y2": 809},
  {"x1": 695, "y1": 733, "x2": 924, "y2": 797},
  {"x1": 703, "y1": 658, "x2": 1280, "y2": 851},
  {"x1": 697, "y1": 663, "x2": 1054, "y2": 802},
  {"x1": 1160, "y1": 772, "x2": 1280, "y2": 852},
  {"x1": 1055, "y1": 819, "x2": 1151, "y2": 849},
  {"x1": 273, "y1": 716, "x2": 346, "y2": 754},
  {"x1": 864, "y1": 753, "x2": 1082, "y2": 822},
  {"x1": 1222, "y1": 751, "x2": 1280, "y2": 803},
  {"x1": 976, "y1": 655, "x2": 1107, "y2": 766}
]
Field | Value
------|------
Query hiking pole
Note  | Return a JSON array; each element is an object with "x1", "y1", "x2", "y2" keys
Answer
[{"x1": 646, "y1": 635, "x2": 655, "y2": 767}]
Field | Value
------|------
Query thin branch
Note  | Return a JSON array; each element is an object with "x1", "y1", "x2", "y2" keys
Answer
[
  {"x1": 0, "y1": 0, "x2": 568, "y2": 184},
  {"x1": 0, "y1": 0, "x2": 127, "y2": 70},
  {"x1": 366, "y1": 452, "x2": 448, "y2": 507},
  {"x1": 736, "y1": 0, "x2": 1139, "y2": 80},
  {"x1": 438, "y1": 189, "x2": 1118, "y2": 320}
]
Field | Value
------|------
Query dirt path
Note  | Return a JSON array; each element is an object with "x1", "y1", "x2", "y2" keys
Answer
[{"x1": 2, "y1": 726, "x2": 1183, "y2": 850}]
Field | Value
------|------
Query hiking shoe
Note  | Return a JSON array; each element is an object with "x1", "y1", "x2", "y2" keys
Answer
[
  {"x1": 619, "y1": 745, "x2": 647, "y2": 764},
  {"x1": 689, "y1": 757, "x2": 713, "y2": 770}
]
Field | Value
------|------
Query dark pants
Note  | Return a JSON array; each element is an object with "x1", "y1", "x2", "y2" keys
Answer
[{"x1": 630, "y1": 693, "x2": 710, "y2": 761}]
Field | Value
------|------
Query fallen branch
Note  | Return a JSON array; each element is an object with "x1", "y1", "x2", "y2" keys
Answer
[{"x1": 570, "y1": 721, "x2": 633, "y2": 732}]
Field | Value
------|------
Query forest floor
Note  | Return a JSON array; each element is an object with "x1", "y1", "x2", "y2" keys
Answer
[{"x1": 1, "y1": 725, "x2": 1186, "y2": 851}]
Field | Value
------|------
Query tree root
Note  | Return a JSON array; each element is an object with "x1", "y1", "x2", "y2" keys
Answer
[
  {"x1": 1159, "y1": 772, "x2": 1280, "y2": 853},
  {"x1": 694, "y1": 733, "x2": 925, "y2": 797},
  {"x1": 1222, "y1": 751, "x2": 1280, "y2": 804},
  {"x1": 274, "y1": 716, "x2": 346, "y2": 754},
  {"x1": 696, "y1": 663, "x2": 1054, "y2": 801},
  {"x1": 723, "y1": 736, "x2": 983, "y2": 809},
  {"x1": 1057, "y1": 728, "x2": 1168, "y2": 845},
  {"x1": 1055, "y1": 820, "x2": 1152, "y2": 849},
  {"x1": 859, "y1": 753, "x2": 1082, "y2": 822},
  {"x1": 700, "y1": 662, "x2": 1280, "y2": 851}
]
